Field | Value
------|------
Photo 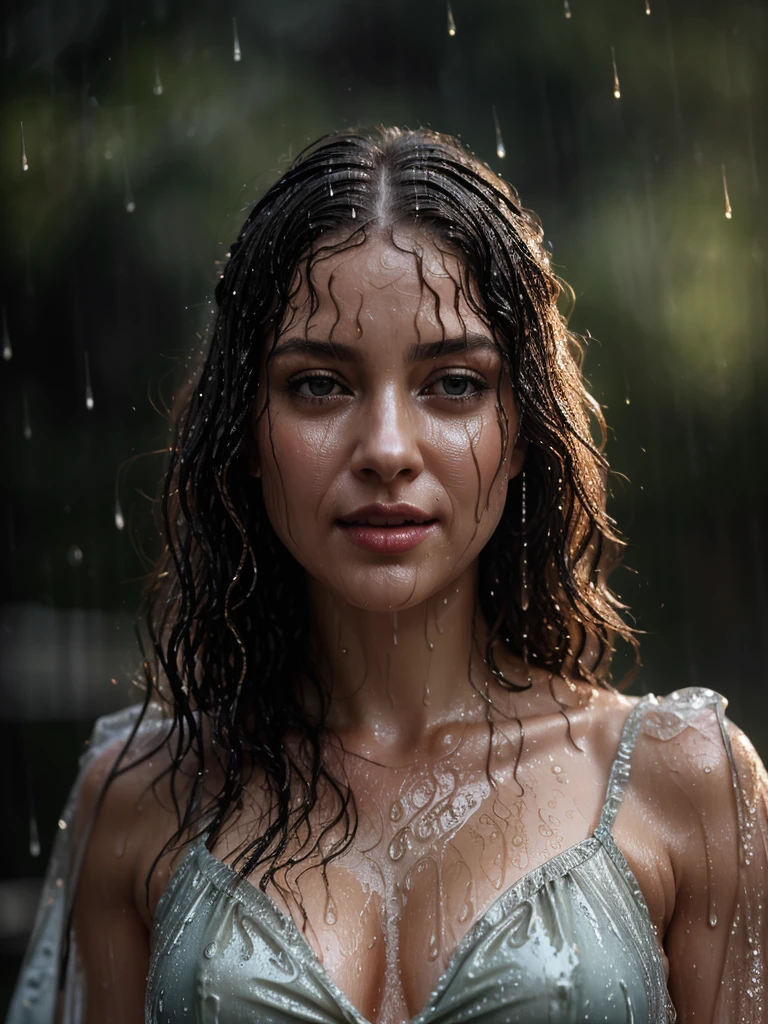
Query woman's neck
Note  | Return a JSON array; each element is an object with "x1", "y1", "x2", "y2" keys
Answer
[{"x1": 303, "y1": 565, "x2": 514, "y2": 758}]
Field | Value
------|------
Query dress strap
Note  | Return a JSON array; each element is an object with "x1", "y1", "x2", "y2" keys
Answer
[{"x1": 596, "y1": 693, "x2": 655, "y2": 834}]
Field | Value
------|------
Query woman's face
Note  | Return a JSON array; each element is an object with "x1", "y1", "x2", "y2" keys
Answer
[{"x1": 252, "y1": 226, "x2": 523, "y2": 612}]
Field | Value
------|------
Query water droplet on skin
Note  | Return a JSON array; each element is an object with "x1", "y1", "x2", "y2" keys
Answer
[
  {"x1": 447, "y1": 0, "x2": 456, "y2": 35},
  {"x1": 204, "y1": 942, "x2": 217, "y2": 958},
  {"x1": 20, "y1": 121, "x2": 29, "y2": 172},
  {"x1": 392, "y1": 611, "x2": 398, "y2": 646},
  {"x1": 158, "y1": 991, "x2": 164, "y2": 1012},
  {"x1": 709, "y1": 913, "x2": 718, "y2": 927},
  {"x1": 351, "y1": 206, "x2": 356, "y2": 219},
  {"x1": 324, "y1": 892, "x2": 338, "y2": 926}
]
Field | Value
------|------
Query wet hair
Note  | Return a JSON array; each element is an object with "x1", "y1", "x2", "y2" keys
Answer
[{"x1": 126, "y1": 125, "x2": 637, "y2": 902}]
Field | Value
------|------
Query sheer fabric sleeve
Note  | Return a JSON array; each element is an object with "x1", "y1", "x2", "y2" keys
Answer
[
  {"x1": 640, "y1": 688, "x2": 768, "y2": 1023},
  {"x1": 5, "y1": 703, "x2": 166, "y2": 1024}
]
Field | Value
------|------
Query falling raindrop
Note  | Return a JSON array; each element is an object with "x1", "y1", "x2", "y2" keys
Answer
[
  {"x1": 447, "y1": 1, "x2": 456, "y2": 36},
  {"x1": 20, "y1": 121, "x2": 28, "y2": 172},
  {"x1": 645, "y1": 0, "x2": 651, "y2": 12},
  {"x1": 232, "y1": 17, "x2": 242, "y2": 62},
  {"x1": 611, "y1": 46, "x2": 621, "y2": 99},
  {"x1": 124, "y1": 160, "x2": 135, "y2": 213},
  {"x1": 2, "y1": 307, "x2": 11, "y2": 361},
  {"x1": 564, "y1": 0, "x2": 572, "y2": 18},
  {"x1": 22, "y1": 392, "x2": 32, "y2": 440},
  {"x1": 67, "y1": 545, "x2": 84, "y2": 567},
  {"x1": 85, "y1": 352, "x2": 95, "y2": 410},
  {"x1": 493, "y1": 106, "x2": 506, "y2": 159},
  {"x1": 114, "y1": 494, "x2": 125, "y2": 531},
  {"x1": 29, "y1": 813, "x2": 40, "y2": 858},
  {"x1": 153, "y1": 54, "x2": 163, "y2": 96},
  {"x1": 722, "y1": 164, "x2": 733, "y2": 219}
]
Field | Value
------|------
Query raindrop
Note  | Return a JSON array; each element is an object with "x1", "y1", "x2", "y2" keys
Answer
[
  {"x1": 114, "y1": 494, "x2": 125, "y2": 531},
  {"x1": 67, "y1": 545, "x2": 84, "y2": 567},
  {"x1": 22, "y1": 392, "x2": 32, "y2": 440},
  {"x1": 722, "y1": 164, "x2": 733, "y2": 219},
  {"x1": 493, "y1": 106, "x2": 506, "y2": 159},
  {"x1": 709, "y1": 912, "x2": 718, "y2": 928},
  {"x1": 564, "y1": 0, "x2": 572, "y2": 18},
  {"x1": 2, "y1": 307, "x2": 12, "y2": 361},
  {"x1": 29, "y1": 812, "x2": 40, "y2": 858},
  {"x1": 153, "y1": 54, "x2": 163, "y2": 96},
  {"x1": 232, "y1": 17, "x2": 242, "y2": 62},
  {"x1": 20, "y1": 121, "x2": 28, "y2": 172},
  {"x1": 447, "y1": 0, "x2": 456, "y2": 36},
  {"x1": 124, "y1": 161, "x2": 135, "y2": 213},
  {"x1": 645, "y1": 0, "x2": 651, "y2": 12},
  {"x1": 611, "y1": 46, "x2": 621, "y2": 99},
  {"x1": 85, "y1": 352, "x2": 94, "y2": 410}
]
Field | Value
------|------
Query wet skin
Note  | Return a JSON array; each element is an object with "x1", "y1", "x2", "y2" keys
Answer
[{"x1": 250, "y1": 226, "x2": 526, "y2": 747}]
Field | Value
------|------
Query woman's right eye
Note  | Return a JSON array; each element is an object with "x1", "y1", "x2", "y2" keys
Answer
[{"x1": 290, "y1": 375, "x2": 347, "y2": 399}]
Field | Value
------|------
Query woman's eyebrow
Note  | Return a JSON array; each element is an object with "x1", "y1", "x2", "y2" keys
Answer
[
  {"x1": 271, "y1": 333, "x2": 497, "y2": 364},
  {"x1": 406, "y1": 334, "x2": 497, "y2": 361}
]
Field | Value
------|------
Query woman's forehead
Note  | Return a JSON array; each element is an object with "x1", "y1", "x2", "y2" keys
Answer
[{"x1": 280, "y1": 230, "x2": 490, "y2": 343}]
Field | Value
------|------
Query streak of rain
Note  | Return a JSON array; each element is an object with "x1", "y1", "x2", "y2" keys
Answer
[
  {"x1": 447, "y1": 1, "x2": 456, "y2": 36},
  {"x1": 20, "y1": 121, "x2": 28, "y2": 172},
  {"x1": 493, "y1": 105, "x2": 506, "y2": 159}
]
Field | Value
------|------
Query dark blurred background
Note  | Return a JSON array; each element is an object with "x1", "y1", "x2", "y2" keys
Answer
[{"x1": 1, "y1": 0, "x2": 767, "y2": 1010}]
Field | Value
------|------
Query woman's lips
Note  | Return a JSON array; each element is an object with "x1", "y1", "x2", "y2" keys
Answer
[{"x1": 335, "y1": 520, "x2": 438, "y2": 553}]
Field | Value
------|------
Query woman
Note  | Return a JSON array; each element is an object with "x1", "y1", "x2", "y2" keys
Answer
[{"x1": 8, "y1": 126, "x2": 768, "y2": 1024}]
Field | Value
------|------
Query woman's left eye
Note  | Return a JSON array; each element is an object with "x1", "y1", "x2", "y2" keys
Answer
[{"x1": 426, "y1": 374, "x2": 488, "y2": 399}]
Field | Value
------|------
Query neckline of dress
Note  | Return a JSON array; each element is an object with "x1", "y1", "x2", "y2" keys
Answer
[{"x1": 193, "y1": 831, "x2": 615, "y2": 1024}]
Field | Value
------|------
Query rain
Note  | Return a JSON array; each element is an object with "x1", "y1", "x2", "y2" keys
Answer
[{"x1": 1, "y1": 0, "x2": 767, "y2": 1017}]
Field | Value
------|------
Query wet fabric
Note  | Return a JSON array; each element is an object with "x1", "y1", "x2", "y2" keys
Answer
[
  {"x1": 6, "y1": 687, "x2": 768, "y2": 1023},
  {"x1": 143, "y1": 692, "x2": 670, "y2": 1024}
]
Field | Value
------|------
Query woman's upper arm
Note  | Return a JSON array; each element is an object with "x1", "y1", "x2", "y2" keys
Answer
[
  {"x1": 69, "y1": 744, "x2": 153, "y2": 1024},
  {"x1": 664, "y1": 712, "x2": 768, "y2": 1023}
]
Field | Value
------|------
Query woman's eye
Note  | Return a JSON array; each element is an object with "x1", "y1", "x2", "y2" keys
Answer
[
  {"x1": 292, "y1": 376, "x2": 345, "y2": 399},
  {"x1": 428, "y1": 374, "x2": 486, "y2": 399}
]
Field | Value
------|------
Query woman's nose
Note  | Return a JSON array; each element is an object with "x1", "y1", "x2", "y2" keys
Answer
[{"x1": 348, "y1": 385, "x2": 425, "y2": 484}]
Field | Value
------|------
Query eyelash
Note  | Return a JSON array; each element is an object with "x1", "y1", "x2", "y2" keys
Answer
[{"x1": 285, "y1": 371, "x2": 491, "y2": 404}]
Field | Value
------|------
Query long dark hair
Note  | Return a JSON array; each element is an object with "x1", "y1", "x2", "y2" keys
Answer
[{"x1": 126, "y1": 126, "x2": 636, "y2": 902}]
